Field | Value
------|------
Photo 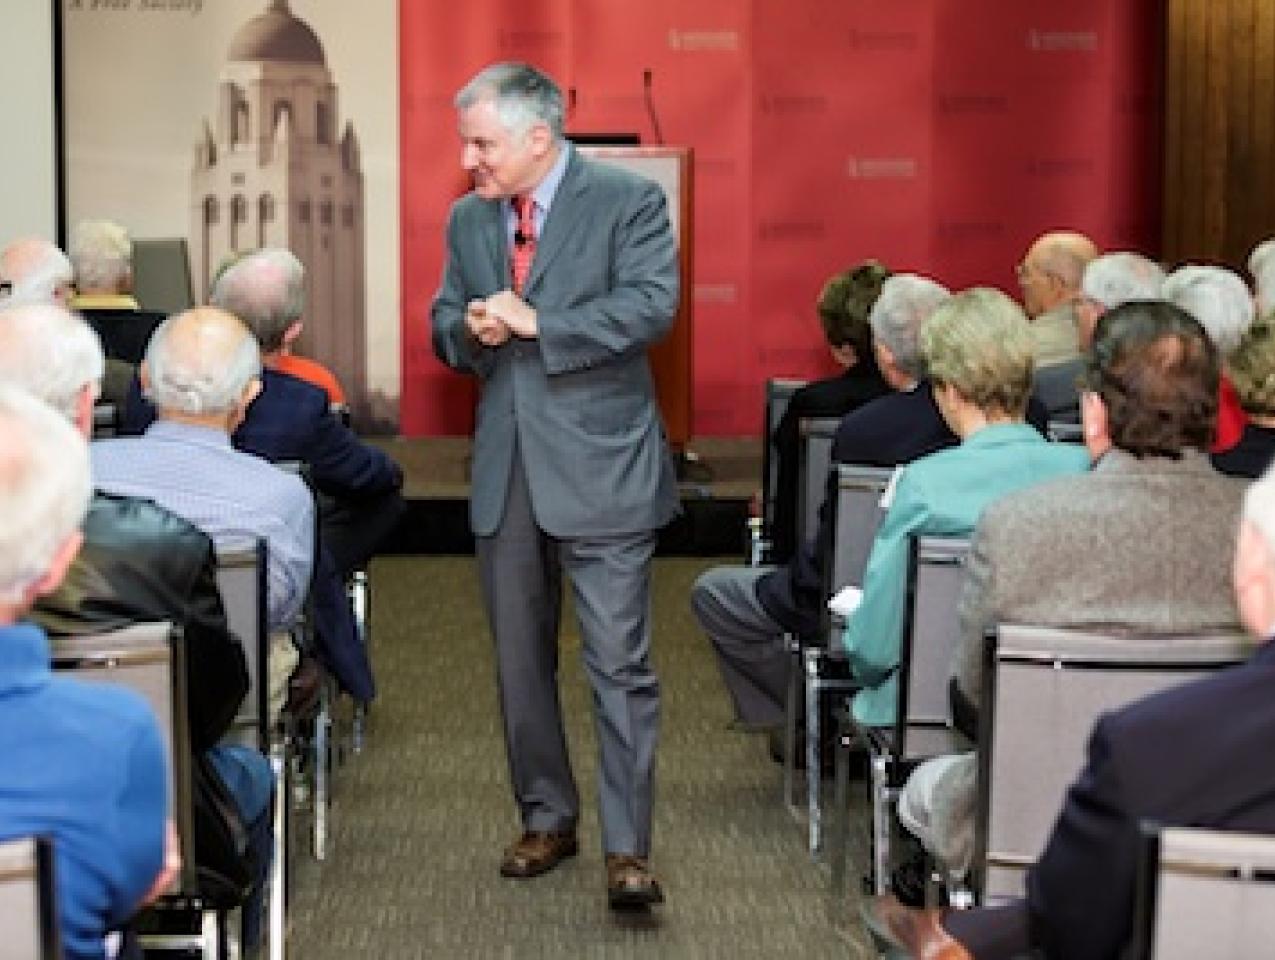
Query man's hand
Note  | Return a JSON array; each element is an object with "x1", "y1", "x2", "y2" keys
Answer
[
  {"x1": 139, "y1": 818, "x2": 182, "y2": 906},
  {"x1": 485, "y1": 290, "x2": 539, "y2": 339},
  {"x1": 467, "y1": 298, "x2": 511, "y2": 348}
]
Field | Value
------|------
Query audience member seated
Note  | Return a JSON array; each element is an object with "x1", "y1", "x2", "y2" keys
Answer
[
  {"x1": 1249, "y1": 236, "x2": 1275, "y2": 319},
  {"x1": 68, "y1": 220, "x2": 163, "y2": 407},
  {"x1": 0, "y1": 237, "x2": 75, "y2": 305},
  {"x1": 866, "y1": 464, "x2": 1275, "y2": 960},
  {"x1": 0, "y1": 302, "x2": 272, "y2": 946},
  {"x1": 0, "y1": 383, "x2": 173, "y2": 960},
  {"x1": 96, "y1": 307, "x2": 374, "y2": 702},
  {"x1": 1163, "y1": 264, "x2": 1254, "y2": 454},
  {"x1": 211, "y1": 248, "x2": 404, "y2": 577},
  {"x1": 1075, "y1": 251, "x2": 1165, "y2": 350},
  {"x1": 125, "y1": 247, "x2": 403, "y2": 580},
  {"x1": 1014, "y1": 230, "x2": 1098, "y2": 422},
  {"x1": 1213, "y1": 314, "x2": 1275, "y2": 478},
  {"x1": 840, "y1": 288, "x2": 1089, "y2": 726},
  {"x1": 899, "y1": 300, "x2": 1245, "y2": 887},
  {"x1": 691, "y1": 274, "x2": 955, "y2": 739},
  {"x1": 94, "y1": 307, "x2": 312, "y2": 628},
  {"x1": 768, "y1": 261, "x2": 891, "y2": 563}
]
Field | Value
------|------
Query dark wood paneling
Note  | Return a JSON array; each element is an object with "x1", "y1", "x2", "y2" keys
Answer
[{"x1": 1164, "y1": 0, "x2": 1275, "y2": 267}]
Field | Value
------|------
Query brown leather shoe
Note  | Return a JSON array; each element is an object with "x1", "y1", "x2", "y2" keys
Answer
[
  {"x1": 862, "y1": 894, "x2": 972, "y2": 960},
  {"x1": 499, "y1": 831, "x2": 578, "y2": 878},
  {"x1": 605, "y1": 854, "x2": 664, "y2": 909}
]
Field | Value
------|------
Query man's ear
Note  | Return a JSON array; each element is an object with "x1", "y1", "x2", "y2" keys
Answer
[
  {"x1": 73, "y1": 383, "x2": 96, "y2": 439},
  {"x1": 28, "y1": 530, "x2": 83, "y2": 602},
  {"x1": 282, "y1": 321, "x2": 303, "y2": 348},
  {"x1": 138, "y1": 361, "x2": 151, "y2": 394},
  {"x1": 1081, "y1": 390, "x2": 1111, "y2": 459},
  {"x1": 527, "y1": 121, "x2": 553, "y2": 158}
]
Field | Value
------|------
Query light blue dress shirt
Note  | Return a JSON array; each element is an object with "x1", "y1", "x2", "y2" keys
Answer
[
  {"x1": 91, "y1": 421, "x2": 314, "y2": 630},
  {"x1": 843, "y1": 422, "x2": 1090, "y2": 726}
]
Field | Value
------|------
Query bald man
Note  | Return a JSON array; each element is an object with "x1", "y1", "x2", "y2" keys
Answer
[
  {"x1": 92, "y1": 307, "x2": 314, "y2": 632},
  {"x1": 1017, "y1": 230, "x2": 1099, "y2": 420},
  {"x1": 0, "y1": 236, "x2": 74, "y2": 304}
]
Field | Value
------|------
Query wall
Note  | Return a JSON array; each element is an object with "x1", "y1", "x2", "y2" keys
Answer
[
  {"x1": 1163, "y1": 0, "x2": 1275, "y2": 267},
  {"x1": 400, "y1": 0, "x2": 1162, "y2": 437},
  {"x1": 1, "y1": 0, "x2": 58, "y2": 243}
]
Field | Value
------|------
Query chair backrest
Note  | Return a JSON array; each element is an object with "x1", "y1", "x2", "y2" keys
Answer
[
  {"x1": 0, "y1": 836, "x2": 59, "y2": 960},
  {"x1": 49, "y1": 622, "x2": 195, "y2": 894},
  {"x1": 760, "y1": 378, "x2": 808, "y2": 529},
  {"x1": 215, "y1": 539, "x2": 270, "y2": 752},
  {"x1": 975, "y1": 624, "x2": 1255, "y2": 904},
  {"x1": 797, "y1": 416, "x2": 840, "y2": 548},
  {"x1": 1046, "y1": 419, "x2": 1083, "y2": 444},
  {"x1": 1132, "y1": 825, "x2": 1275, "y2": 960},
  {"x1": 828, "y1": 464, "x2": 895, "y2": 596},
  {"x1": 894, "y1": 536, "x2": 971, "y2": 757}
]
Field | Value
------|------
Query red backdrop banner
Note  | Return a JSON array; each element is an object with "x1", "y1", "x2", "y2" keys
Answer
[{"x1": 399, "y1": 0, "x2": 1160, "y2": 437}]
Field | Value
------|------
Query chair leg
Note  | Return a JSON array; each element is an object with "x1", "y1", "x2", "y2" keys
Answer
[
  {"x1": 805, "y1": 651, "x2": 822, "y2": 854},
  {"x1": 829, "y1": 718, "x2": 852, "y2": 893},
  {"x1": 782, "y1": 641, "x2": 801, "y2": 816},
  {"x1": 268, "y1": 748, "x2": 288, "y2": 960},
  {"x1": 313, "y1": 689, "x2": 330, "y2": 861},
  {"x1": 869, "y1": 755, "x2": 892, "y2": 895}
]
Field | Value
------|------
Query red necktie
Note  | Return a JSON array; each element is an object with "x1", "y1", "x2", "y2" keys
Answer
[{"x1": 512, "y1": 195, "x2": 537, "y2": 295}]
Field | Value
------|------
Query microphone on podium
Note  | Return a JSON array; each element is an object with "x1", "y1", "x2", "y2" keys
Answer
[{"x1": 643, "y1": 68, "x2": 665, "y2": 145}]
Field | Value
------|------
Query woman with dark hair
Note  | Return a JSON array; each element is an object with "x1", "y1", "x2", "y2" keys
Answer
[{"x1": 768, "y1": 260, "x2": 891, "y2": 563}]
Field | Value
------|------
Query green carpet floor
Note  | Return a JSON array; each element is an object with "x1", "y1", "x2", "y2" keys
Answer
[{"x1": 287, "y1": 556, "x2": 873, "y2": 959}]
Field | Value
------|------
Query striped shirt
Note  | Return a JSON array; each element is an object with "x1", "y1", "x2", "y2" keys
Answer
[{"x1": 91, "y1": 420, "x2": 313, "y2": 630}]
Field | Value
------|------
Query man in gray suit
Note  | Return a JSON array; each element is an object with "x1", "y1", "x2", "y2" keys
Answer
[{"x1": 431, "y1": 62, "x2": 679, "y2": 908}]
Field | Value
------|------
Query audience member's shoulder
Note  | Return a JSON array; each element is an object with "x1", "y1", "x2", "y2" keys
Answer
[
  {"x1": 87, "y1": 490, "x2": 213, "y2": 547},
  {"x1": 48, "y1": 670, "x2": 159, "y2": 735},
  {"x1": 1103, "y1": 642, "x2": 1270, "y2": 745},
  {"x1": 263, "y1": 367, "x2": 328, "y2": 410}
]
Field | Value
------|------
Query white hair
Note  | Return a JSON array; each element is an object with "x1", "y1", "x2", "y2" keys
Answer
[
  {"x1": 145, "y1": 310, "x2": 261, "y2": 416},
  {"x1": 0, "y1": 304, "x2": 104, "y2": 419},
  {"x1": 69, "y1": 219, "x2": 132, "y2": 293},
  {"x1": 1248, "y1": 238, "x2": 1275, "y2": 318},
  {"x1": 0, "y1": 383, "x2": 90, "y2": 605},
  {"x1": 1162, "y1": 265, "x2": 1255, "y2": 357},
  {"x1": 211, "y1": 248, "x2": 306, "y2": 351},
  {"x1": 455, "y1": 62, "x2": 565, "y2": 140},
  {"x1": 1081, "y1": 252, "x2": 1165, "y2": 310},
  {"x1": 0, "y1": 238, "x2": 73, "y2": 305},
  {"x1": 868, "y1": 273, "x2": 952, "y2": 379}
]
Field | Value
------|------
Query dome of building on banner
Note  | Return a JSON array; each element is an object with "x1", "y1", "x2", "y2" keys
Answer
[{"x1": 228, "y1": 0, "x2": 325, "y2": 66}]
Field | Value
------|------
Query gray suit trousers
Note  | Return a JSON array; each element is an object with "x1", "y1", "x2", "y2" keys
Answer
[{"x1": 477, "y1": 446, "x2": 660, "y2": 856}]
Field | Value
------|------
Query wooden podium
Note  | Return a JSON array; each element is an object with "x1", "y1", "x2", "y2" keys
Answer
[{"x1": 579, "y1": 146, "x2": 694, "y2": 449}]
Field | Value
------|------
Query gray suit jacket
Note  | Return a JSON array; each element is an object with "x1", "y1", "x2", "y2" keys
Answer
[
  {"x1": 954, "y1": 449, "x2": 1245, "y2": 708},
  {"x1": 431, "y1": 149, "x2": 680, "y2": 538}
]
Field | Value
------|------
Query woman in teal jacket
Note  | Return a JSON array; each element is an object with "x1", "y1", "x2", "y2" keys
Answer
[{"x1": 842, "y1": 287, "x2": 1090, "y2": 726}]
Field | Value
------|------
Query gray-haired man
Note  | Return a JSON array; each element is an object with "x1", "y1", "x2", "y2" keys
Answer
[{"x1": 432, "y1": 61, "x2": 679, "y2": 907}]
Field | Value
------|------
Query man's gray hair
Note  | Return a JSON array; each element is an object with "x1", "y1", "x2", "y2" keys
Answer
[
  {"x1": 868, "y1": 273, "x2": 952, "y2": 379},
  {"x1": 455, "y1": 62, "x2": 565, "y2": 140},
  {"x1": 0, "y1": 383, "x2": 90, "y2": 605},
  {"x1": 69, "y1": 219, "x2": 132, "y2": 293},
  {"x1": 1162, "y1": 265, "x2": 1254, "y2": 357},
  {"x1": 211, "y1": 248, "x2": 306, "y2": 352},
  {"x1": 145, "y1": 309, "x2": 262, "y2": 416},
  {"x1": 0, "y1": 303, "x2": 104, "y2": 420},
  {"x1": 1081, "y1": 252, "x2": 1165, "y2": 310},
  {"x1": 0, "y1": 238, "x2": 73, "y2": 305},
  {"x1": 1248, "y1": 238, "x2": 1275, "y2": 318}
]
